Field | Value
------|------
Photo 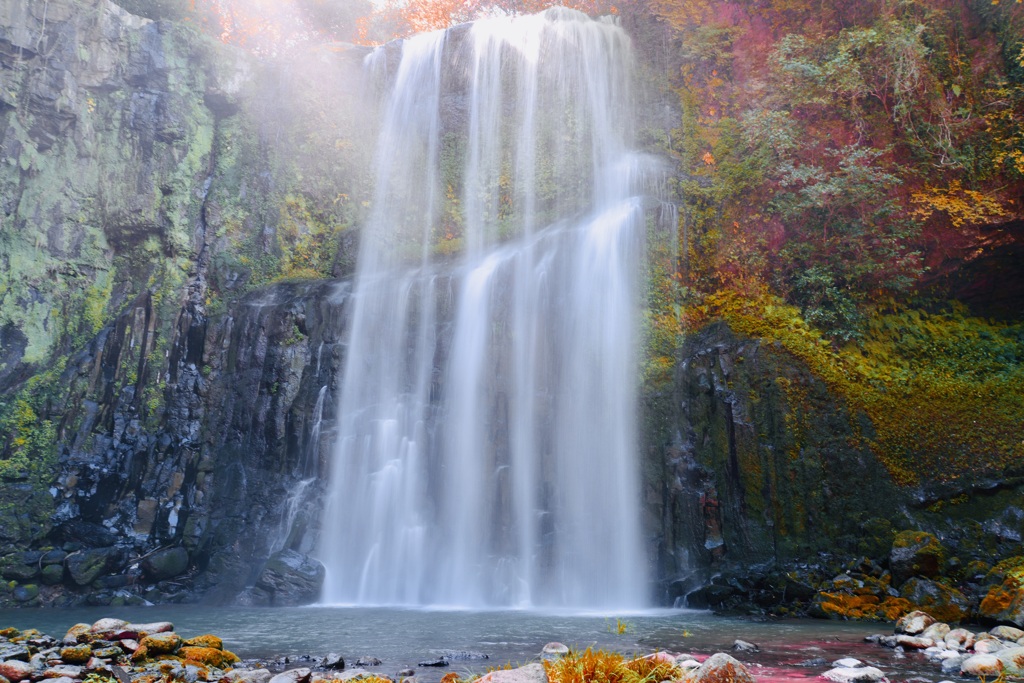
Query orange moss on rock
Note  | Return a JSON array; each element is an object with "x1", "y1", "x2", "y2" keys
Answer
[
  {"x1": 183, "y1": 635, "x2": 223, "y2": 650},
  {"x1": 814, "y1": 592, "x2": 912, "y2": 621},
  {"x1": 180, "y1": 646, "x2": 239, "y2": 668}
]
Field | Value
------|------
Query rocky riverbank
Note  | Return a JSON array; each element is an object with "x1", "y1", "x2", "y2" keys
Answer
[
  {"x1": 0, "y1": 617, "x2": 771, "y2": 683},
  {"x1": 5, "y1": 612, "x2": 1024, "y2": 683}
]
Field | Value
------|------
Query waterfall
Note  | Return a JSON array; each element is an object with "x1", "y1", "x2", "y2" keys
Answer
[{"x1": 319, "y1": 8, "x2": 654, "y2": 609}]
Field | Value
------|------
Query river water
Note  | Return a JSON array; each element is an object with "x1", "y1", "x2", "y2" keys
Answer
[{"x1": 0, "y1": 606, "x2": 939, "y2": 683}]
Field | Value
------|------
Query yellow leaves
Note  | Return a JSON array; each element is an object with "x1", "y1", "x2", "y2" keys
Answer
[
  {"x1": 701, "y1": 151, "x2": 716, "y2": 165},
  {"x1": 910, "y1": 181, "x2": 1008, "y2": 228}
]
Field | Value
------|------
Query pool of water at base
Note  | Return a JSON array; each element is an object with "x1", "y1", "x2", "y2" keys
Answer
[{"x1": 0, "y1": 606, "x2": 942, "y2": 683}]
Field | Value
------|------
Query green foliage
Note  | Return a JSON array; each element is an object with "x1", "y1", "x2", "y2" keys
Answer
[{"x1": 0, "y1": 367, "x2": 64, "y2": 543}]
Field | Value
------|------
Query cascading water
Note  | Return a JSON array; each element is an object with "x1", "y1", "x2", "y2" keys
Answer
[{"x1": 319, "y1": 8, "x2": 656, "y2": 609}]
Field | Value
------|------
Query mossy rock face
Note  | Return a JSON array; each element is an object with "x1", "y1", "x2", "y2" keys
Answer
[
  {"x1": 979, "y1": 559, "x2": 1024, "y2": 627},
  {"x1": 890, "y1": 531, "x2": 945, "y2": 585},
  {"x1": 899, "y1": 577, "x2": 970, "y2": 624}
]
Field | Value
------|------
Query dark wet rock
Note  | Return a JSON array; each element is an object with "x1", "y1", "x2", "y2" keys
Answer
[
  {"x1": 731, "y1": 640, "x2": 758, "y2": 652},
  {"x1": 797, "y1": 658, "x2": 828, "y2": 667},
  {"x1": 890, "y1": 532, "x2": 945, "y2": 586},
  {"x1": 39, "y1": 565, "x2": 64, "y2": 586},
  {"x1": 354, "y1": 657, "x2": 380, "y2": 667},
  {"x1": 11, "y1": 585, "x2": 39, "y2": 603},
  {"x1": 0, "y1": 644, "x2": 30, "y2": 661},
  {"x1": 397, "y1": 670, "x2": 415, "y2": 678},
  {"x1": 65, "y1": 548, "x2": 122, "y2": 587},
  {"x1": 253, "y1": 550, "x2": 325, "y2": 607},
  {"x1": 322, "y1": 654, "x2": 345, "y2": 670},
  {"x1": 438, "y1": 651, "x2": 488, "y2": 661},
  {"x1": 417, "y1": 658, "x2": 448, "y2": 667},
  {"x1": 899, "y1": 578, "x2": 969, "y2": 623},
  {"x1": 141, "y1": 548, "x2": 190, "y2": 582}
]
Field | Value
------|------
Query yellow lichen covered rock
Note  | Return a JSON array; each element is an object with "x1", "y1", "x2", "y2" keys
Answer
[
  {"x1": 183, "y1": 635, "x2": 223, "y2": 650},
  {"x1": 139, "y1": 633, "x2": 183, "y2": 655},
  {"x1": 180, "y1": 646, "x2": 240, "y2": 668}
]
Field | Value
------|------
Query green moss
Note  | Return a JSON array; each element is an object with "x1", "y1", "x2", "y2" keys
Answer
[{"x1": 693, "y1": 289, "x2": 1024, "y2": 485}]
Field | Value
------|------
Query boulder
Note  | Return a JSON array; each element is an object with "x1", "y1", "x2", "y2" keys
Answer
[
  {"x1": 254, "y1": 551, "x2": 325, "y2": 606},
  {"x1": 0, "y1": 661, "x2": 32, "y2": 682},
  {"x1": 684, "y1": 653, "x2": 755, "y2": 683},
  {"x1": 944, "y1": 628, "x2": 975, "y2": 651},
  {"x1": 59, "y1": 645, "x2": 92, "y2": 663},
  {"x1": 992, "y1": 626, "x2": 1024, "y2": 642},
  {"x1": 894, "y1": 635, "x2": 932, "y2": 649},
  {"x1": 731, "y1": 640, "x2": 758, "y2": 653},
  {"x1": 223, "y1": 671, "x2": 273, "y2": 683},
  {"x1": 138, "y1": 633, "x2": 182, "y2": 655},
  {"x1": 66, "y1": 549, "x2": 122, "y2": 586},
  {"x1": 895, "y1": 610, "x2": 936, "y2": 635},
  {"x1": 180, "y1": 646, "x2": 240, "y2": 668},
  {"x1": 960, "y1": 654, "x2": 1003, "y2": 677},
  {"x1": 921, "y1": 623, "x2": 951, "y2": 641},
  {"x1": 11, "y1": 585, "x2": 38, "y2": 603},
  {"x1": 475, "y1": 664, "x2": 547, "y2": 683},
  {"x1": 39, "y1": 565, "x2": 63, "y2": 585},
  {"x1": 996, "y1": 648, "x2": 1024, "y2": 677},
  {"x1": 890, "y1": 532, "x2": 944, "y2": 585},
  {"x1": 975, "y1": 639, "x2": 1005, "y2": 654},
  {"x1": 822, "y1": 667, "x2": 887, "y2": 683},
  {"x1": 141, "y1": 548, "x2": 189, "y2": 582},
  {"x1": 321, "y1": 654, "x2": 345, "y2": 670},
  {"x1": 0, "y1": 644, "x2": 29, "y2": 661},
  {"x1": 183, "y1": 635, "x2": 223, "y2": 650},
  {"x1": 899, "y1": 578, "x2": 970, "y2": 623}
]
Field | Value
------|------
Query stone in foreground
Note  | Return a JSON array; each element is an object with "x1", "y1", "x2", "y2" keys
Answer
[{"x1": 822, "y1": 667, "x2": 887, "y2": 683}]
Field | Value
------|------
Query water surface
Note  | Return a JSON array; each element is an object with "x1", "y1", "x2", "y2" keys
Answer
[{"x1": 0, "y1": 606, "x2": 937, "y2": 682}]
